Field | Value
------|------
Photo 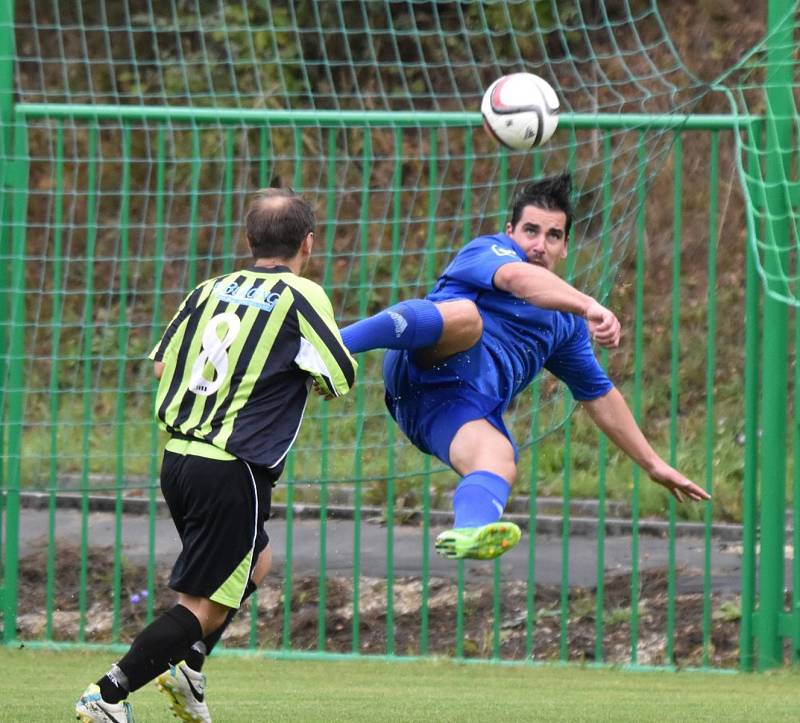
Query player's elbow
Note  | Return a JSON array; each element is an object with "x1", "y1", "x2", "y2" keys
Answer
[{"x1": 154, "y1": 361, "x2": 165, "y2": 380}]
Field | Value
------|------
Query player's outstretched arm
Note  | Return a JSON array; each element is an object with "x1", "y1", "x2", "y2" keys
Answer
[
  {"x1": 493, "y1": 262, "x2": 620, "y2": 348},
  {"x1": 580, "y1": 387, "x2": 711, "y2": 503}
]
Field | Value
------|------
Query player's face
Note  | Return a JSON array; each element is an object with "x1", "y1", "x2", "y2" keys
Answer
[{"x1": 505, "y1": 205, "x2": 568, "y2": 271}]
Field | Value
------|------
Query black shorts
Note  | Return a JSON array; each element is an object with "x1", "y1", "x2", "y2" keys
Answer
[{"x1": 160, "y1": 449, "x2": 276, "y2": 608}]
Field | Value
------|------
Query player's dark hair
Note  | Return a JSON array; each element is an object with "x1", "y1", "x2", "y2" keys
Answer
[
  {"x1": 509, "y1": 172, "x2": 574, "y2": 238},
  {"x1": 246, "y1": 187, "x2": 315, "y2": 259}
]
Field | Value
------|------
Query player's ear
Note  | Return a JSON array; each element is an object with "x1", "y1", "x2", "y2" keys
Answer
[
  {"x1": 505, "y1": 221, "x2": 513, "y2": 235},
  {"x1": 302, "y1": 231, "x2": 314, "y2": 256}
]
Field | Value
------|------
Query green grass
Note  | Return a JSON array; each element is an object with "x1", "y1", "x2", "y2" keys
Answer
[{"x1": 3, "y1": 648, "x2": 800, "y2": 722}]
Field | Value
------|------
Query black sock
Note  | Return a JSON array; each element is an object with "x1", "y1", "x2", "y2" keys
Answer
[
  {"x1": 182, "y1": 580, "x2": 258, "y2": 673},
  {"x1": 98, "y1": 664, "x2": 129, "y2": 705},
  {"x1": 184, "y1": 608, "x2": 236, "y2": 671},
  {"x1": 98, "y1": 604, "x2": 202, "y2": 702}
]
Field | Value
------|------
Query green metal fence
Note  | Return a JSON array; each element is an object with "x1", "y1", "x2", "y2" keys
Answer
[{"x1": 2, "y1": 101, "x2": 797, "y2": 671}]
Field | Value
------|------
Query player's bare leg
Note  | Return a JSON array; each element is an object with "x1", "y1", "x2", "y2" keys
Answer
[
  {"x1": 448, "y1": 419, "x2": 517, "y2": 482},
  {"x1": 340, "y1": 297, "x2": 482, "y2": 362},
  {"x1": 156, "y1": 547, "x2": 272, "y2": 722},
  {"x1": 412, "y1": 299, "x2": 483, "y2": 368},
  {"x1": 435, "y1": 419, "x2": 521, "y2": 560}
]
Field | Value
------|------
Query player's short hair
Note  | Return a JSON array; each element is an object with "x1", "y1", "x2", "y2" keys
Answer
[
  {"x1": 509, "y1": 172, "x2": 574, "y2": 238},
  {"x1": 246, "y1": 187, "x2": 315, "y2": 259}
]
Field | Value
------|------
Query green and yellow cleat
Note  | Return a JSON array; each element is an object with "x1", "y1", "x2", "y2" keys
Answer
[{"x1": 434, "y1": 521, "x2": 522, "y2": 560}]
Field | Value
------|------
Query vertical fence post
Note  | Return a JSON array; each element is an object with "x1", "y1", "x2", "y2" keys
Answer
[
  {"x1": 455, "y1": 126, "x2": 474, "y2": 660},
  {"x1": 757, "y1": 0, "x2": 793, "y2": 671},
  {"x1": 3, "y1": 114, "x2": 28, "y2": 643},
  {"x1": 46, "y1": 124, "x2": 65, "y2": 641},
  {"x1": 0, "y1": 0, "x2": 15, "y2": 623},
  {"x1": 317, "y1": 126, "x2": 336, "y2": 653},
  {"x1": 702, "y1": 131, "x2": 719, "y2": 667},
  {"x1": 491, "y1": 146, "x2": 510, "y2": 661},
  {"x1": 793, "y1": 268, "x2": 800, "y2": 663},
  {"x1": 559, "y1": 134, "x2": 579, "y2": 663},
  {"x1": 739, "y1": 120, "x2": 762, "y2": 672},
  {"x1": 629, "y1": 132, "x2": 647, "y2": 664},
  {"x1": 78, "y1": 125, "x2": 99, "y2": 643},
  {"x1": 594, "y1": 133, "x2": 613, "y2": 663},
  {"x1": 250, "y1": 125, "x2": 271, "y2": 649},
  {"x1": 351, "y1": 128, "x2": 372, "y2": 654},
  {"x1": 420, "y1": 128, "x2": 439, "y2": 656},
  {"x1": 112, "y1": 124, "x2": 131, "y2": 643},
  {"x1": 222, "y1": 128, "x2": 235, "y2": 273},
  {"x1": 146, "y1": 127, "x2": 167, "y2": 625},
  {"x1": 666, "y1": 132, "x2": 683, "y2": 665},
  {"x1": 384, "y1": 126, "x2": 403, "y2": 657}
]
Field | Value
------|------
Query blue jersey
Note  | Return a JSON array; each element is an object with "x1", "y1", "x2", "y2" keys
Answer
[{"x1": 424, "y1": 232, "x2": 612, "y2": 405}]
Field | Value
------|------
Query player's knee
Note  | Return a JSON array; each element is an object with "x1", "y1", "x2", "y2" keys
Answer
[
  {"x1": 495, "y1": 462, "x2": 517, "y2": 487},
  {"x1": 482, "y1": 449, "x2": 517, "y2": 487},
  {"x1": 462, "y1": 460, "x2": 517, "y2": 487},
  {"x1": 437, "y1": 299, "x2": 483, "y2": 347},
  {"x1": 482, "y1": 453, "x2": 517, "y2": 487},
  {"x1": 207, "y1": 602, "x2": 230, "y2": 632},
  {"x1": 178, "y1": 594, "x2": 231, "y2": 636}
]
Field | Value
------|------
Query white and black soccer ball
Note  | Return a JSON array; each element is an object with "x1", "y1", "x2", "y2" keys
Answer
[{"x1": 481, "y1": 73, "x2": 560, "y2": 151}]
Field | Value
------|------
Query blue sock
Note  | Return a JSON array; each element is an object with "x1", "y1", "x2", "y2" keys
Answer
[
  {"x1": 340, "y1": 299, "x2": 443, "y2": 354},
  {"x1": 452, "y1": 471, "x2": 511, "y2": 528}
]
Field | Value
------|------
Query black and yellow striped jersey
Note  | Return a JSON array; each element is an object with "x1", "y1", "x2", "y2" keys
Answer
[{"x1": 149, "y1": 265, "x2": 357, "y2": 468}]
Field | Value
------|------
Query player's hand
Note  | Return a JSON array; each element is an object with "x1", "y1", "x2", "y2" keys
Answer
[
  {"x1": 648, "y1": 461, "x2": 711, "y2": 503},
  {"x1": 311, "y1": 380, "x2": 335, "y2": 400},
  {"x1": 584, "y1": 301, "x2": 621, "y2": 348}
]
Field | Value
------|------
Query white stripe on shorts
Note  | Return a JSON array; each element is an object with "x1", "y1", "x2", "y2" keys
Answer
[{"x1": 240, "y1": 459, "x2": 260, "y2": 608}]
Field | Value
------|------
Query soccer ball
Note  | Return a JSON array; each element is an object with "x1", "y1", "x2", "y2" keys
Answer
[{"x1": 481, "y1": 73, "x2": 560, "y2": 151}]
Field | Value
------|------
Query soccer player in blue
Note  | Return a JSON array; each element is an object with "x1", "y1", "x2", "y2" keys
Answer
[{"x1": 341, "y1": 172, "x2": 710, "y2": 560}]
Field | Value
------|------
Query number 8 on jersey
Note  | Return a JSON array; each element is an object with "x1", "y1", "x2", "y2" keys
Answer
[{"x1": 188, "y1": 312, "x2": 242, "y2": 397}]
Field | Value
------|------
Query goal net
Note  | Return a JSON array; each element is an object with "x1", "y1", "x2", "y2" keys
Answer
[
  {"x1": 724, "y1": 2, "x2": 800, "y2": 306},
  {"x1": 3, "y1": 1, "x2": 712, "y2": 495}
]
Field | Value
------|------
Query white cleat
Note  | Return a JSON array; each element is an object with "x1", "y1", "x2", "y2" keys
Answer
[
  {"x1": 75, "y1": 684, "x2": 134, "y2": 722},
  {"x1": 156, "y1": 660, "x2": 211, "y2": 722}
]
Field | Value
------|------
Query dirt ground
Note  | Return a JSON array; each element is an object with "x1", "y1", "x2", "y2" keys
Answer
[{"x1": 14, "y1": 544, "x2": 743, "y2": 668}]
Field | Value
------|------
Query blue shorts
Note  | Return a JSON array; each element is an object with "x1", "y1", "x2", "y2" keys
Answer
[{"x1": 382, "y1": 349, "x2": 518, "y2": 468}]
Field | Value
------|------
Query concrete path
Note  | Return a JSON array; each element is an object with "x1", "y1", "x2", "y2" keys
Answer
[{"x1": 12, "y1": 505, "x2": 768, "y2": 593}]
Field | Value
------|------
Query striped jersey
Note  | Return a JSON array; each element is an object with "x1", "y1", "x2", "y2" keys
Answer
[{"x1": 149, "y1": 265, "x2": 357, "y2": 468}]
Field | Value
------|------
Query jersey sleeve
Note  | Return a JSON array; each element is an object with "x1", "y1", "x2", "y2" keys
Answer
[
  {"x1": 544, "y1": 317, "x2": 614, "y2": 401},
  {"x1": 441, "y1": 236, "x2": 524, "y2": 291},
  {"x1": 148, "y1": 283, "x2": 209, "y2": 362},
  {"x1": 292, "y1": 283, "x2": 358, "y2": 397}
]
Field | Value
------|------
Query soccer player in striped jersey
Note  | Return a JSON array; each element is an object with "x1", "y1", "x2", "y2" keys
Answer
[
  {"x1": 341, "y1": 173, "x2": 710, "y2": 561},
  {"x1": 76, "y1": 188, "x2": 357, "y2": 723}
]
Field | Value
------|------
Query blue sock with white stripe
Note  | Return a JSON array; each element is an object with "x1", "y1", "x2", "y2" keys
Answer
[
  {"x1": 340, "y1": 299, "x2": 443, "y2": 354},
  {"x1": 452, "y1": 470, "x2": 511, "y2": 529}
]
